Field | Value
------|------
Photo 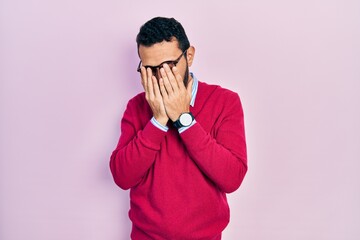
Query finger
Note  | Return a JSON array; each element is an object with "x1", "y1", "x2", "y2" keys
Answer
[
  {"x1": 163, "y1": 64, "x2": 178, "y2": 90},
  {"x1": 152, "y1": 75, "x2": 162, "y2": 98},
  {"x1": 172, "y1": 66, "x2": 185, "y2": 90},
  {"x1": 140, "y1": 66, "x2": 147, "y2": 89},
  {"x1": 158, "y1": 78, "x2": 169, "y2": 100},
  {"x1": 160, "y1": 67, "x2": 174, "y2": 94},
  {"x1": 146, "y1": 67, "x2": 155, "y2": 98}
]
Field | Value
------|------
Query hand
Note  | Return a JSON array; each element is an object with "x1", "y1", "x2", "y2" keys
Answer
[
  {"x1": 140, "y1": 67, "x2": 169, "y2": 126},
  {"x1": 158, "y1": 64, "x2": 193, "y2": 122}
]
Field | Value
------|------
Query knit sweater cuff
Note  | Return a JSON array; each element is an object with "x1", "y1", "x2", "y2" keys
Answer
[
  {"x1": 140, "y1": 120, "x2": 167, "y2": 150},
  {"x1": 179, "y1": 122, "x2": 204, "y2": 148}
]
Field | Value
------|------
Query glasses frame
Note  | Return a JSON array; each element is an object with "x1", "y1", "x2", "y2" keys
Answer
[{"x1": 137, "y1": 50, "x2": 187, "y2": 73}]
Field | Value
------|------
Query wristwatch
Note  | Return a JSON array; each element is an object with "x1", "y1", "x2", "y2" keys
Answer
[{"x1": 173, "y1": 112, "x2": 194, "y2": 129}]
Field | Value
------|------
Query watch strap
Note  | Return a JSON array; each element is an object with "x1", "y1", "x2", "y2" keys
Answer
[{"x1": 173, "y1": 112, "x2": 194, "y2": 129}]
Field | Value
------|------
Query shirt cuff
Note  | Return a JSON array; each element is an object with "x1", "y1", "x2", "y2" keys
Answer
[
  {"x1": 178, "y1": 120, "x2": 197, "y2": 134},
  {"x1": 150, "y1": 117, "x2": 169, "y2": 132}
]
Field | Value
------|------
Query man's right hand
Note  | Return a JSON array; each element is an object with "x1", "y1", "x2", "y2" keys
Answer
[{"x1": 140, "y1": 67, "x2": 169, "y2": 126}]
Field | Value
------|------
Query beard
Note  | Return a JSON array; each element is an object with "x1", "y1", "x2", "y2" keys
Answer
[
  {"x1": 183, "y1": 55, "x2": 190, "y2": 87},
  {"x1": 183, "y1": 64, "x2": 189, "y2": 87}
]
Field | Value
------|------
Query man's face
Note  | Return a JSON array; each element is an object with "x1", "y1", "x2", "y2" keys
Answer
[{"x1": 138, "y1": 40, "x2": 191, "y2": 86}]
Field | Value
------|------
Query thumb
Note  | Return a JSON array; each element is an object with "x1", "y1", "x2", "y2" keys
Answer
[{"x1": 186, "y1": 78, "x2": 193, "y2": 97}]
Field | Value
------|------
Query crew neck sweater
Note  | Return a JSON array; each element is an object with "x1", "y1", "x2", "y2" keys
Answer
[{"x1": 110, "y1": 80, "x2": 247, "y2": 240}]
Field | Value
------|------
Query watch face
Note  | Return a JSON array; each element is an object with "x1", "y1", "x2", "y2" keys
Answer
[{"x1": 179, "y1": 113, "x2": 193, "y2": 126}]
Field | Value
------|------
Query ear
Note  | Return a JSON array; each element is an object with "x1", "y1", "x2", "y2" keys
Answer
[{"x1": 186, "y1": 46, "x2": 195, "y2": 67}]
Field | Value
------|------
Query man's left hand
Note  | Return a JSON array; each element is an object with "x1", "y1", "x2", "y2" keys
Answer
[{"x1": 159, "y1": 64, "x2": 193, "y2": 122}]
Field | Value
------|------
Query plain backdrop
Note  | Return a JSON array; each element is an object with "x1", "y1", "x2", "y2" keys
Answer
[{"x1": 1, "y1": 0, "x2": 359, "y2": 239}]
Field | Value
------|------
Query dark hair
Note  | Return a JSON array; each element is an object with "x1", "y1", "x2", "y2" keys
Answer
[{"x1": 136, "y1": 17, "x2": 190, "y2": 52}]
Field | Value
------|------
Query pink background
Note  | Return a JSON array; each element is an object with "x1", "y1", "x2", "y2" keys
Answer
[{"x1": 1, "y1": 0, "x2": 360, "y2": 239}]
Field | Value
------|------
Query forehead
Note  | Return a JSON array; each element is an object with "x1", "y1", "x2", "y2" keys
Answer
[{"x1": 139, "y1": 40, "x2": 182, "y2": 66}]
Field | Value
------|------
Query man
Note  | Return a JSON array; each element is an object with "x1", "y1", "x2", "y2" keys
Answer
[{"x1": 110, "y1": 17, "x2": 247, "y2": 240}]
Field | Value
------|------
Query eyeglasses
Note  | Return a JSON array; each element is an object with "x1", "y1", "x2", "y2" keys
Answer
[{"x1": 137, "y1": 50, "x2": 187, "y2": 75}]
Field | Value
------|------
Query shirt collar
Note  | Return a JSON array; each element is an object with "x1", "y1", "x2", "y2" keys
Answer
[{"x1": 190, "y1": 72, "x2": 198, "y2": 107}]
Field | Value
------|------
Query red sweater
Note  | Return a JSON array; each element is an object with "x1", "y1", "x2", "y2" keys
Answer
[{"x1": 110, "y1": 81, "x2": 247, "y2": 239}]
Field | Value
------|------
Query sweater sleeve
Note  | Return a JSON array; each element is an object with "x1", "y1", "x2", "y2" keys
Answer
[
  {"x1": 110, "y1": 98, "x2": 167, "y2": 190},
  {"x1": 180, "y1": 92, "x2": 247, "y2": 193}
]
